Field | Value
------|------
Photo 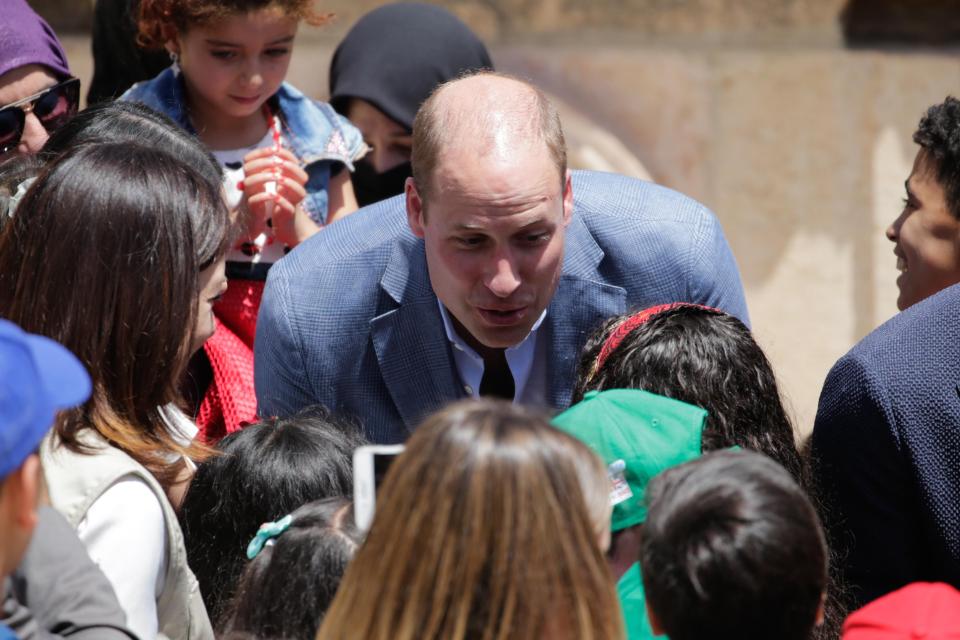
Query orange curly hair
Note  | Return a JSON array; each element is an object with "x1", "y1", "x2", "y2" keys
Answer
[{"x1": 137, "y1": 0, "x2": 331, "y2": 49}]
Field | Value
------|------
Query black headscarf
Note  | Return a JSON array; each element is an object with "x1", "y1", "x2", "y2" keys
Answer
[{"x1": 329, "y1": 2, "x2": 494, "y2": 131}]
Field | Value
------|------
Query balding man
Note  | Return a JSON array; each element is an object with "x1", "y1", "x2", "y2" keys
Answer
[{"x1": 255, "y1": 73, "x2": 748, "y2": 442}]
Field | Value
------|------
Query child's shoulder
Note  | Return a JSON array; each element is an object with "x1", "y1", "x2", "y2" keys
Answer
[
  {"x1": 275, "y1": 83, "x2": 366, "y2": 168},
  {"x1": 120, "y1": 66, "x2": 190, "y2": 127}
]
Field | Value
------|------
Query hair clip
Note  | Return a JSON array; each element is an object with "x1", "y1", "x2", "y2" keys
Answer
[
  {"x1": 246, "y1": 514, "x2": 293, "y2": 559},
  {"x1": 4, "y1": 176, "x2": 36, "y2": 219}
]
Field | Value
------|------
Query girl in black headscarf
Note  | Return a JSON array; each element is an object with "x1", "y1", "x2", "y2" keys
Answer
[{"x1": 329, "y1": 2, "x2": 493, "y2": 206}]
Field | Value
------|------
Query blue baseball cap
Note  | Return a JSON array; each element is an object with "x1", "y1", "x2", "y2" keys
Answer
[{"x1": 0, "y1": 319, "x2": 90, "y2": 479}]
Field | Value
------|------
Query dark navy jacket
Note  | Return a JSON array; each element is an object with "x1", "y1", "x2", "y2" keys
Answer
[{"x1": 813, "y1": 282, "x2": 960, "y2": 607}]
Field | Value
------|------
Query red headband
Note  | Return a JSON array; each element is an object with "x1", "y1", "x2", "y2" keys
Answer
[{"x1": 586, "y1": 302, "x2": 720, "y2": 385}]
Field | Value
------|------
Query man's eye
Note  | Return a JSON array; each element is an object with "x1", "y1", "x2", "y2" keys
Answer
[
  {"x1": 455, "y1": 236, "x2": 485, "y2": 248},
  {"x1": 522, "y1": 232, "x2": 550, "y2": 244},
  {"x1": 264, "y1": 48, "x2": 290, "y2": 58}
]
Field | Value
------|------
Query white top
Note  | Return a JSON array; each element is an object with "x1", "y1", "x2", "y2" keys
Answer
[
  {"x1": 437, "y1": 300, "x2": 547, "y2": 404},
  {"x1": 213, "y1": 129, "x2": 290, "y2": 265},
  {"x1": 74, "y1": 406, "x2": 199, "y2": 640},
  {"x1": 78, "y1": 477, "x2": 165, "y2": 640}
]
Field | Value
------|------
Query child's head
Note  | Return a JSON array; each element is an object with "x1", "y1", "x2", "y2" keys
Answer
[
  {"x1": 179, "y1": 406, "x2": 366, "y2": 628},
  {"x1": 0, "y1": 319, "x2": 90, "y2": 580},
  {"x1": 552, "y1": 388, "x2": 707, "y2": 584},
  {"x1": 222, "y1": 497, "x2": 362, "y2": 639},
  {"x1": 137, "y1": 0, "x2": 328, "y2": 124},
  {"x1": 641, "y1": 450, "x2": 827, "y2": 640},
  {"x1": 574, "y1": 303, "x2": 808, "y2": 489},
  {"x1": 139, "y1": 0, "x2": 329, "y2": 43}
]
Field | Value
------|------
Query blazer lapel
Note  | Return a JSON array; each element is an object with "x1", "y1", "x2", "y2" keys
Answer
[
  {"x1": 370, "y1": 241, "x2": 464, "y2": 430},
  {"x1": 545, "y1": 214, "x2": 627, "y2": 409}
]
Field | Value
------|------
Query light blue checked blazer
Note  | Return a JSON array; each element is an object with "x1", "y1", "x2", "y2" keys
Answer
[{"x1": 254, "y1": 171, "x2": 749, "y2": 442}]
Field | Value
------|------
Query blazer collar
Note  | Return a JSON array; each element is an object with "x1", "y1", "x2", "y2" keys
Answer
[
  {"x1": 372, "y1": 239, "x2": 463, "y2": 430},
  {"x1": 545, "y1": 213, "x2": 627, "y2": 408}
]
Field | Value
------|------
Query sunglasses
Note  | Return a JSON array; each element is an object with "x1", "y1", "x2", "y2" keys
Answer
[{"x1": 0, "y1": 77, "x2": 80, "y2": 155}]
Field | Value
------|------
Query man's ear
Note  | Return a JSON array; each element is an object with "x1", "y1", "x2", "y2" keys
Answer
[
  {"x1": 814, "y1": 591, "x2": 826, "y2": 626},
  {"x1": 561, "y1": 169, "x2": 574, "y2": 227},
  {"x1": 645, "y1": 598, "x2": 666, "y2": 636},
  {"x1": 406, "y1": 177, "x2": 426, "y2": 238}
]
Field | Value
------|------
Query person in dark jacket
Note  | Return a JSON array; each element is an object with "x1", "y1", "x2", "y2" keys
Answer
[{"x1": 813, "y1": 97, "x2": 960, "y2": 608}]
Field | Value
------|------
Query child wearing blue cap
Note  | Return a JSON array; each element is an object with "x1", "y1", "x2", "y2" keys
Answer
[{"x1": 0, "y1": 319, "x2": 91, "y2": 638}]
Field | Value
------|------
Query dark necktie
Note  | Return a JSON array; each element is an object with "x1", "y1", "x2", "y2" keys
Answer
[{"x1": 479, "y1": 349, "x2": 515, "y2": 400}]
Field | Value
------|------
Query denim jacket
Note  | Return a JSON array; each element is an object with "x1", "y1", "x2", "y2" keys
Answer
[{"x1": 122, "y1": 66, "x2": 366, "y2": 222}]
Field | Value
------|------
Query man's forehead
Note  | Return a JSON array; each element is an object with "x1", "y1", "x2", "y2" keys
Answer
[
  {"x1": 435, "y1": 137, "x2": 558, "y2": 182},
  {"x1": 424, "y1": 185, "x2": 564, "y2": 234}
]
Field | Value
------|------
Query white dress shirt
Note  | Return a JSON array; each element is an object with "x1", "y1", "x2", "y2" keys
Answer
[{"x1": 437, "y1": 300, "x2": 548, "y2": 405}]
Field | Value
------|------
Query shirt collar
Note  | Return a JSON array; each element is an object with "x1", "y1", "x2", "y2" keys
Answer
[{"x1": 437, "y1": 299, "x2": 546, "y2": 358}]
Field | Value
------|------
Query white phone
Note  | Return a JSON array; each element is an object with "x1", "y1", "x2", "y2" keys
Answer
[{"x1": 353, "y1": 444, "x2": 404, "y2": 531}]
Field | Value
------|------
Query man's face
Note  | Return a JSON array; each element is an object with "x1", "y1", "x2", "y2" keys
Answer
[
  {"x1": 886, "y1": 149, "x2": 960, "y2": 310},
  {"x1": 407, "y1": 146, "x2": 573, "y2": 351}
]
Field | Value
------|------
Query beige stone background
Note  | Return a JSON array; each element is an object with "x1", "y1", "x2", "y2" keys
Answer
[{"x1": 32, "y1": 0, "x2": 960, "y2": 436}]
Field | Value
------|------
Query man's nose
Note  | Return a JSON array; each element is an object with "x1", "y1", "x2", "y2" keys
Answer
[
  {"x1": 485, "y1": 254, "x2": 521, "y2": 298},
  {"x1": 19, "y1": 112, "x2": 49, "y2": 155}
]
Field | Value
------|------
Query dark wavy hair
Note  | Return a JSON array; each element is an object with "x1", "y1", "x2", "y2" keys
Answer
[
  {"x1": 221, "y1": 497, "x2": 362, "y2": 640},
  {"x1": 573, "y1": 304, "x2": 807, "y2": 487},
  {"x1": 641, "y1": 450, "x2": 828, "y2": 640},
  {"x1": 0, "y1": 142, "x2": 228, "y2": 486},
  {"x1": 572, "y1": 304, "x2": 847, "y2": 638},
  {"x1": 179, "y1": 406, "x2": 366, "y2": 629},
  {"x1": 913, "y1": 96, "x2": 960, "y2": 219}
]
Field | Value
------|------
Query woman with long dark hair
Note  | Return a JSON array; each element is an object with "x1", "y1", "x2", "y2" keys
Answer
[{"x1": 0, "y1": 141, "x2": 229, "y2": 640}]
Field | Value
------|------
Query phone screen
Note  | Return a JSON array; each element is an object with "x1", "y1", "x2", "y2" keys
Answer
[
  {"x1": 373, "y1": 451, "x2": 398, "y2": 492},
  {"x1": 354, "y1": 445, "x2": 404, "y2": 530}
]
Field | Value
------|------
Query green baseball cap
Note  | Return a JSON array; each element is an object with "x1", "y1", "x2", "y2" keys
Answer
[{"x1": 552, "y1": 388, "x2": 706, "y2": 532}]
